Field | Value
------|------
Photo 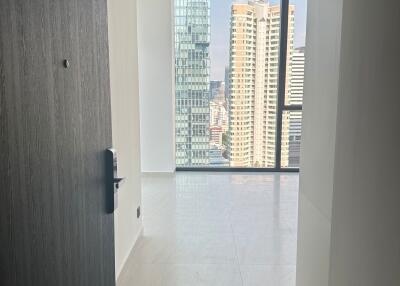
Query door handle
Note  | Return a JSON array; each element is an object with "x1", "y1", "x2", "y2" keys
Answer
[{"x1": 105, "y1": 148, "x2": 125, "y2": 213}]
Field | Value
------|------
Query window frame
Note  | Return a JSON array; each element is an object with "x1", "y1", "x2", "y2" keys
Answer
[{"x1": 176, "y1": 0, "x2": 302, "y2": 173}]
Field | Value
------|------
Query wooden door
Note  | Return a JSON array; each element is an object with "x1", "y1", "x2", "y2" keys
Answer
[{"x1": 0, "y1": 0, "x2": 115, "y2": 285}]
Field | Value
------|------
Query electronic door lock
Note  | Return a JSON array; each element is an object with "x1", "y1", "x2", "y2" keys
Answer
[{"x1": 106, "y1": 148, "x2": 125, "y2": 213}]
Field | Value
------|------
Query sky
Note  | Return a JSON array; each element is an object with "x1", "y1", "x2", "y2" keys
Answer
[{"x1": 210, "y1": 0, "x2": 308, "y2": 80}]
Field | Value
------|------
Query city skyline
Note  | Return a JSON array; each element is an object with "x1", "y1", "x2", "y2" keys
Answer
[
  {"x1": 174, "y1": 0, "x2": 305, "y2": 168},
  {"x1": 210, "y1": 0, "x2": 307, "y2": 80}
]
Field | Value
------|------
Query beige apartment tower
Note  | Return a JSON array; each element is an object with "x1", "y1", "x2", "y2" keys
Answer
[{"x1": 228, "y1": 0, "x2": 294, "y2": 167}]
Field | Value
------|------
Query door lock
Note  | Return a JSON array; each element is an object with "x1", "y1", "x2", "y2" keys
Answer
[{"x1": 106, "y1": 148, "x2": 125, "y2": 213}]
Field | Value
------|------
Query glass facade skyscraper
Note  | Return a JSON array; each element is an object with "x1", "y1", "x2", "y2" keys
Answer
[{"x1": 175, "y1": 0, "x2": 211, "y2": 166}]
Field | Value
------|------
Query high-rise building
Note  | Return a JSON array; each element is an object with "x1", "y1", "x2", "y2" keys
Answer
[
  {"x1": 210, "y1": 101, "x2": 228, "y2": 130},
  {"x1": 210, "y1": 126, "x2": 224, "y2": 146},
  {"x1": 228, "y1": 0, "x2": 295, "y2": 167},
  {"x1": 210, "y1": 81, "x2": 228, "y2": 132},
  {"x1": 224, "y1": 66, "x2": 230, "y2": 102},
  {"x1": 289, "y1": 47, "x2": 305, "y2": 106},
  {"x1": 288, "y1": 47, "x2": 305, "y2": 167},
  {"x1": 175, "y1": 0, "x2": 211, "y2": 166},
  {"x1": 210, "y1": 81, "x2": 223, "y2": 100}
]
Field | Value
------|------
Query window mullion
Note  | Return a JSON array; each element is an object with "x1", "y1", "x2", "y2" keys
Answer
[{"x1": 275, "y1": 0, "x2": 290, "y2": 169}]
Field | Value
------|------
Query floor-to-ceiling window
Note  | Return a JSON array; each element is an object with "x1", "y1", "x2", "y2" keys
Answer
[{"x1": 174, "y1": 0, "x2": 307, "y2": 170}]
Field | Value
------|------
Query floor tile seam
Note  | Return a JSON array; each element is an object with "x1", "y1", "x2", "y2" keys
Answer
[{"x1": 229, "y1": 220, "x2": 245, "y2": 286}]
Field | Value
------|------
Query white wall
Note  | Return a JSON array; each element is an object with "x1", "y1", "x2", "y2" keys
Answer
[
  {"x1": 107, "y1": 0, "x2": 143, "y2": 279},
  {"x1": 298, "y1": 0, "x2": 400, "y2": 285},
  {"x1": 296, "y1": 0, "x2": 343, "y2": 284},
  {"x1": 137, "y1": 0, "x2": 175, "y2": 173},
  {"x1": 329, "y1": 0, "x2": 400, "y2": 285}
]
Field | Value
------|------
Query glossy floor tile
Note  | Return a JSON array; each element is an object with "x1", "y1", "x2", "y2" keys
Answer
[{"x1": 118, "y1": 172, "x2": 299, "y2": 286}]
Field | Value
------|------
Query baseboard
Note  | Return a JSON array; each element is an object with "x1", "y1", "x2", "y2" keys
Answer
[{"x1": 116, "y1": 225, "x2": 144, "y2": 281}]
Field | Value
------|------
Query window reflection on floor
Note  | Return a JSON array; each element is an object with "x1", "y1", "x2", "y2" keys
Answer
[{"x1": 118, "y1": 172, "x2": 299, "y2": 286}]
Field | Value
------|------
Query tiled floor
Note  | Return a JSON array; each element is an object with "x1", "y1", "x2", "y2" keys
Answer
[{"x1": 118, "y1": 172, "x2": 299, "y2": 286}]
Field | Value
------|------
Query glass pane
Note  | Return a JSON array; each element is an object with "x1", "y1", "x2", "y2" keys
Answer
[
  {"x1": 281, "y1": 111, "x2": 303, "y2": 168},
  {"x1": 286, "y1": 0, "x2": 307, "y2": 106},
  {"x1": 175, "y1": 0, "x2": 306, "y2": 169}
]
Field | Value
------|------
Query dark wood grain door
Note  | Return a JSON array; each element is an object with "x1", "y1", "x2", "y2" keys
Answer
[{"x1": 0, "y1": 0, "x2": 115, "y2": 286}]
